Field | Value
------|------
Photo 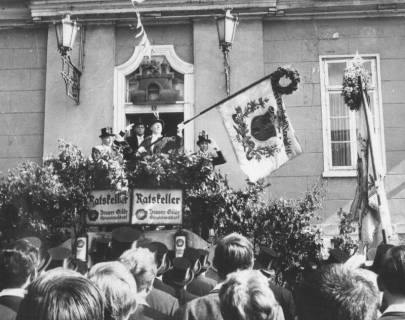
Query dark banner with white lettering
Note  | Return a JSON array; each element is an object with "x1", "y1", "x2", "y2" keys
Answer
[
  {"x1": 86, "y1": 190, "x2": 131, "y2": 225},
  {"x1": 131, "y1": 189, "x2": 182, "y2": 225}
]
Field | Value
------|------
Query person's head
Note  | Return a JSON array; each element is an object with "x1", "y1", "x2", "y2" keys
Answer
[
  {"x1": 92, "y1": 147, "x2": 102, "y2": 162},
  {"x1": 198, "y1": 141, "x2": 209, "y2": 152},
  {"x1": 119, "y1": 248, "x2": 157, "y2": 299},
  {"x1": 134, "y1": 123, "x2": 145, "y2": 136},
  {"x1": 17, "y1": 268, "x2": 104, "y2": 320},
  {"x1": 296, "y1": 264, "x2": 379, "y2": 320},
  {"x1": 196, "y1": 131, "x2": 211, "y2": 152},
  {"x1": 213, "y1": 233, "x2": 254, "y2": 280},
  {"x1": 99, "y1": 127, "x2": 114, "y2": 147},
  {"x1": 150, "y1": 122, "x2": 162, "y2": 135},
  {"x1": 219, "y1": 270, "x2": 282, "y2": 320},
  {"x1": 88, "y1": 261, "x2": 137, "y2": 320},
  {"x1": 135, "y1": 240, "x2": 170, "y2": 276},
  {"x1": 377, "y1": 245, "x2": 405, "y2": 297},
  {"x1": 0, "y1": 241, "x2": 39, "y2": 289}
]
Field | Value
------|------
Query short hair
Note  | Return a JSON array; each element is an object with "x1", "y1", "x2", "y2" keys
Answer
[
  {"x1": 88, "y1": 261, "x2": 137, "y2": 320},
  {"x1": 219, "y1": 270, "x2": 282, "y2": 320},
  {"x1": 119, "y1": 248, "x2": 157, "y2": 292},
  {"x1": 0, "y1": 240, "x2": 39, "y2": 288},
  {"x1": 213, "y1": 233, "x2": 254, "y2": 279},
  {"x1": 296, "y1": 264, "x2": 379, "y2": 320},
  {"x1": 16, "y1": 268, "x2": 104, "y2": 320},
  {"x1": 378, "y1": 245, "x2": 405, "y2": 295}
]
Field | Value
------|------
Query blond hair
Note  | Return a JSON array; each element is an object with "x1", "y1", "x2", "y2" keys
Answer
[
  {"x1": 88, "y1": 261, "x2": 137, "y2": 320},
  {"x1": 119, "y1": 248, "x2": 157, "y2": 292},
  {"x1": 219, "y1": 270, "x2": 282, "y2": 320}
]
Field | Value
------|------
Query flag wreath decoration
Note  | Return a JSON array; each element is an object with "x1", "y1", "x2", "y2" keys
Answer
[{"x1": 218, "y1": 66, "x2": 302, "y2": 181}]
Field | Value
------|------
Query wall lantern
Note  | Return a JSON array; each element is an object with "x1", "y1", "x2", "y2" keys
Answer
[
  {"x1": 55, "y1": 15, "x2": 84, "y2": 105},
  {"x1": 216, "y1": 9, "x2": 238, "y2": 96}
]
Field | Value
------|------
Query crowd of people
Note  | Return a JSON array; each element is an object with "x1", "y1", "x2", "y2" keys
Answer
[{"x1": 1, "y1": 232, "x2": 404, "y2": 320}]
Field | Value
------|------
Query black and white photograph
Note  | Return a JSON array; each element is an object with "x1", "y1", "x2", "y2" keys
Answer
[{"x1": 0, "y1": 1, "x2": 404, "y2": 319}]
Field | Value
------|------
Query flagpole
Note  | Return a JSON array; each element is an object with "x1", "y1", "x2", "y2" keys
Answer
[
  {"x1": 182, "y1": 74, "x2": 272, "y2": 125},
  {"x1": 359, "y1": 76, "x2": 391, "y2": 243}
]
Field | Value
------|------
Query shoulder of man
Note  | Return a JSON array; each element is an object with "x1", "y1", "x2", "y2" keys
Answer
[
  {"x1": 187, "y1": 276, "x2": 216, "y2": 297},
  {"x1": 147, "y1": 288, "x2": 179, "y2": 317},
  {"x1": 175, "y1": 292, "x2": 222, "y2": 320}
]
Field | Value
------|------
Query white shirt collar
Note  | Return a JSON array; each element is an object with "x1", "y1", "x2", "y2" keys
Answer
[
  {"x1": 0, "y1": 288, "x2": 26, "y2": 298},
  {"x1": 383, "y1": 303, "x2": 405, "y2": 314}
]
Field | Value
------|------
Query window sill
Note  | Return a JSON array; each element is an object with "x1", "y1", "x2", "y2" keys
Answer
[{"x1": 322, "y1": 170, "x2": 357, "y2": 178}]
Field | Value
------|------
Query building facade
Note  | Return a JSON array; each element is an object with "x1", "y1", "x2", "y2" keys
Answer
[{"x1": 1, "y1": 0, "x2": 405, "y2": 237}]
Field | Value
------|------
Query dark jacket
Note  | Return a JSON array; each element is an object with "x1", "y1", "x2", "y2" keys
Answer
[
  {"x1": 154, "y1": 278, "x2": 177, "y2": 297},
  {"x1": 146, "y1": 288, "x2": 179, "y2": 318},
  {"x1": 141, "y1": 135, "x2": 182, "y2": 154},
  {"x1": 187, "y1": 275, "x2": 217, "y2": 297},
  {"x1": 212, "y1": 150, "x2": 226, "y2": 166},
  {"x1": 175, "y1": 290, "x2": 222, "y2": 320},
  {"x1": 130, "y1": 304, "x2": 172, "y2": 320},
  {"x1": 0, "y1": 295, "x2": 23, "y2": 320},
  {"x1": 269, "y1": 282, "x2": 296, "y2": 320},
  {"x1": 126, "y1": 135, "x2": 144, "y2": 152}
]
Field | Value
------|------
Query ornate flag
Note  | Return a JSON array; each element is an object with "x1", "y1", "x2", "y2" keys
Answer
[{"x1": 217, "y1": 72, "x2": 302, "y2": 181}]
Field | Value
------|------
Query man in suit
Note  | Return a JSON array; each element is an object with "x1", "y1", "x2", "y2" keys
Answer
[
  {"x1": 126, "y1": 118, "x2": 146, "y2": 153},
  {"x1": 196, "y1": 131, "x2": 226, "y2": 166},
  {"x1": 120, "y1": 247, "x2": 179, "y2": 319},
  {"x1": 176, "y1": 233, "x2": 256, "y2": 320},
  {"x1": 0, "y1": 240, "x2": 39, "y2": 320},
  {"x1": 138, "y1": 114, "x2": 183, "y2": 155}
]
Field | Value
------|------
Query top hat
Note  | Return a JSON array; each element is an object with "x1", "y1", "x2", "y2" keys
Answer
[
  {"x1": 150, "y1": 113, "x2": 165, "y2": 128},
  {"x1": 366, "y1": 243, "x2": 394, "y2": 274},
  {"x1": 111, "y1": 227, "x2": 143, "y2": 259},
  {"x1": 99, "y1": 127, "x2": 115, "y2": 138},
  {"x1": 134, "y1": 118, "x2": 145, "y2": 128},
  {"x1": 19, "y1": 237, "x2": 52, "y2": 273},
  {"x1": 184, "y1": 248, "x2": 203, "y2": 275},
  {"x1": 327, "y1": 248, "x2": 351, "y2": 264},
  {"x1": 196, "y1": 131, "x2": 211, "y2": 145},
  {"x1": 163, "y1": 257, "x2": 194, "y2": 288},
  {"x1": 254, "y1": 246, "x2": 280, "y2": 270}
]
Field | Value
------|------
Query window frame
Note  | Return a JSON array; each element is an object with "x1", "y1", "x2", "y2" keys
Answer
[
  {"x1": 114, "y1": 45, "x2": 195, "y2": 153},
  {"x1": 319, "y1": 54, "x2": 386, "y2": 178}
]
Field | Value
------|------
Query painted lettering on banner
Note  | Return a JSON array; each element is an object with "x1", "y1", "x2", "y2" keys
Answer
[
  {"x1": 131, "y1": 189, "x2": 182, "y2": 225},
  {"x1": 86, "y1": 190, "x2": 130, "y2": 225}
]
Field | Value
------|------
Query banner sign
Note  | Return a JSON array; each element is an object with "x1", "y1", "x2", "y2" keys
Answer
[
  {"x1": 86, "y1": 190, "x2": 130, "y2": 225},
  {"x1": 131, "y1": 189, "x2": 182, "y2": 225}
]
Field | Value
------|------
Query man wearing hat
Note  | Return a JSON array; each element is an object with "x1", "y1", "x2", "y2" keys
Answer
[
  {"x1": 254, "y1": 246, "x2": 296, "y2": 320},
  {"x1": 126, "y1": 118, "x2": 146, "y2": 153},
  {"x1": 184, "y1": 248, "x2": 217, "y2": 297},
  {"x1": 163, "y1": 257, "x2": 198, "y2": 305},
  {"x1": 110, "y1": 226, "x2": 143, "y2": 259},
  {"x1": 196, "y1": 130, "x2": 226, "y2": 166},
  {"x1": 137, "y1": 113, "x2": 183, "y2": 155},
  {"x1": 94, "y1": 127, "x2": 116, "y2": 157}
]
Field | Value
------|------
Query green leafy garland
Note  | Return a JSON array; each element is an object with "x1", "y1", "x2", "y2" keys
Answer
[
  {"x1": 342, "y1": 57, "x2": 371, "y2": 111},
  {"x1": 232, "y1": 98, "x2": 279, "y2": 161},
  {"x1": 271, "y1": 66, "x2": 300, "y2": 95}
]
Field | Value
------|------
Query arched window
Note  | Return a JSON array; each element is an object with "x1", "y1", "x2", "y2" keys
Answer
[{"x1": 114, "y1": 45, "x2": 194, "y2": 152}]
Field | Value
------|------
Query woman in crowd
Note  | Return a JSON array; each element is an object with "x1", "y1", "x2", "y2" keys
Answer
[{"x1": 88, "y1": 261, "x2": 138, "y2": 320}]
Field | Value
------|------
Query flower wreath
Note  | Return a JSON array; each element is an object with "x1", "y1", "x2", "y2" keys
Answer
[
  {"x1": 342, "y1": 59, "x2": 371, "y2": 111},
  {"x1": 232, "y1": 98, "x2": 280, "y2": 161},
  {"x1": 271, "y1": 66, "x2": 300, "y2": 95}
]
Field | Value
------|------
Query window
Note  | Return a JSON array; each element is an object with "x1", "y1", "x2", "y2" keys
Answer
[
  {"x1": 320, "y1": 54, "x2": 385, "y2": 177},
  {"x1": 114, "y1": 45, "x2": 194, "y2": 152}
]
